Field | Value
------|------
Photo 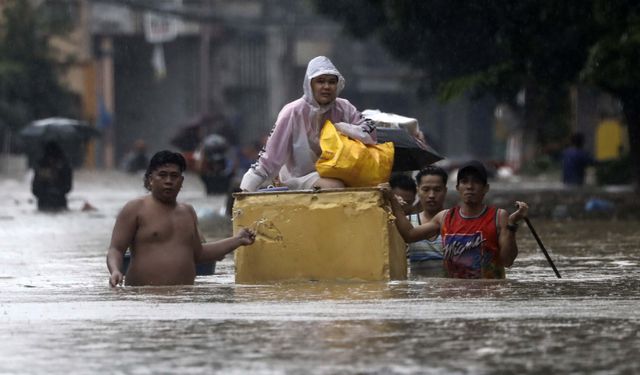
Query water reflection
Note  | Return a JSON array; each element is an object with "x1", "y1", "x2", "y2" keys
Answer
[{"x1": 1, "y1": 171, "x2": 639, "y2": 374}]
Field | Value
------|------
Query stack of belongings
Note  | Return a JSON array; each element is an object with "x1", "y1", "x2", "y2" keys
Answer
[{"x1": 362, "y1": 109, "x2": 443, "y2": 171}]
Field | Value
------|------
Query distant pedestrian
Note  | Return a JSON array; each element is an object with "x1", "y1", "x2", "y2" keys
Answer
[
  {"x1": 561, "y1": 133, "x2": 595, "y2": 186},
  {"x1": 120, "y1": 139, "x2": 149, "y2": 173},
  {"x1": 31, "y1": 141, "x2": 72, "y2": 211}
]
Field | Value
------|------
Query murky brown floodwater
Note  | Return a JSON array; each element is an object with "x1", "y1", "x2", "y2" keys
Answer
[{"x1": 1, "y1": 170, "x2": 639, "y2": 374}]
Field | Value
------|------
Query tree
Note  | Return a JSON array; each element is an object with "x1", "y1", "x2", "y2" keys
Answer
[
  {"x1": 316, "y1": 0, "x2": 640, "y2": 189},
  {"x1": 581, "y1": 0, "x2": 640, "y2": 189},
  {"x1": 0, "y1": 0, "x2": 78, "y2": 151}
]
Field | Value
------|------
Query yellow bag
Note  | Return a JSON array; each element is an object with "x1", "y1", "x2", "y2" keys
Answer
[{"x1": 316, "y1": 120, "x2": 394, "y2": 187}]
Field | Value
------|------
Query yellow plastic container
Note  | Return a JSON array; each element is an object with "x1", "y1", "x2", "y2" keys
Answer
[{"x1": 232, "y1": 188, "x2": 407, "y2": 284}]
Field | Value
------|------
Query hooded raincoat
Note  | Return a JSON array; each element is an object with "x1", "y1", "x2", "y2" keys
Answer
[{"x1": 240, "y1": 56, "x2": 372, "y2": 191}]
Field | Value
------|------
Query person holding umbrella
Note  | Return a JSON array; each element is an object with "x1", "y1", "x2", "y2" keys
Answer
[
  {"x1": 31, "y1": 141, "x2": 72, "y2": 211},
  {"x1": 20, "y1": 118, "x2": 101, "y2": 168}
]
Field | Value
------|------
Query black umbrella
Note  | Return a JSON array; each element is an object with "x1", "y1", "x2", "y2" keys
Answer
[
  {"x1": 376, "y1": 128, "x2": 443, "y2": 171},
  {"x1": 20, "y1": 118, "x2": 101, "y2": 142},
  {"x1": 19, "y1": 118, "x2": 101, "y2": 168}
]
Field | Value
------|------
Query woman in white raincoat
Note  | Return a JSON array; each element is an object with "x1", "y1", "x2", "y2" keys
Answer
[{"x1": 239, "y1": 56, "x2": 375, "y2": 191}]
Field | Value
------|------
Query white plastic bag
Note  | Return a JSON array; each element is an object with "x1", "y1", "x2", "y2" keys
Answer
[{"x1": 333, "y1": 121, "x2": 376, "y2": 145}]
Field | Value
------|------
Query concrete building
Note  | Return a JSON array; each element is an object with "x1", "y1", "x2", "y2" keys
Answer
[
  {"x1": 85, "y1": 0, "x2": 438, "y2": 168},
  {"x1": 2, "y1": 0, "x2": 519, "y2": 172}
]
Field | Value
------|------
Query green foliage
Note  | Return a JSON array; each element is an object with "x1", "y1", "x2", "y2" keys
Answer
[
  {"x1": 437, "y1": 63, "x2": 515, "y2": 102},
  {"x1": 315, "y1": 0, "x2": 640, "y2": 107},
  {"x1": 581, "y1": 1, "x2": 640, "y2": 93},
  {"x1": 316, "y1": 0, "x2": 594, "y2": 101},
  {"x1": 0, "y1": 0, "x2": 78, "y2": 132},
  {"x1": 316, "y1": 0, "x2": 640, "y2": 187}
]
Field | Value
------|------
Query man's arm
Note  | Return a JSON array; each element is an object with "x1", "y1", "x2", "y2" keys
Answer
[
  {"x1": 195, "y1": 228, "x2": 256, "y2": 263},
  {"x1": 386, "y1": 189, "x2": 441, "y2": 243},
  {"x1": 106, "y1": 200, "x2": 140, "y2": 286},
  {"x1": 498, "y1": 201, "x2": 529, "y2": 267}
]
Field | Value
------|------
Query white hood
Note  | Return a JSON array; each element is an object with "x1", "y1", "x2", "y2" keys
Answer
[{"x1": 302, "y1": 56, "x2": 346, "y2": 110}]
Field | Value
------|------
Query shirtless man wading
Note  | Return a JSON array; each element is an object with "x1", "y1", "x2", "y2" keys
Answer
[{"x1": 106, "y1": 150, "x2": 255, "y2": 286}]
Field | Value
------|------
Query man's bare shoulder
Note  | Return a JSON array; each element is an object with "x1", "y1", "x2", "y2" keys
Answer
[
  {"x1": 176, "y1": 201, "x2": 195, "y2": 209},
  {"x1": 117, "y1": 196, "x2": 153, "y2": 217},
  {"x1": 176, "y1": 201, "x2": 197, "y2": 216},
  {"x1": 121, "y1": 196, "x2": 148, "y2": 209}
]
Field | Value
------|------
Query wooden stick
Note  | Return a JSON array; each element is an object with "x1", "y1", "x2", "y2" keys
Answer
[{"x1": 524, "y1": 217, "x2": 562, "y2": 278}]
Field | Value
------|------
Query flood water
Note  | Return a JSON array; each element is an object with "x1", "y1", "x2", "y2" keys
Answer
[{"x1": 1, "y1": 170, "x2": 639, "y2": 374}]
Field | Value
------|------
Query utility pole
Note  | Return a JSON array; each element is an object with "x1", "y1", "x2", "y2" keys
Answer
[
  {"x1": 98, "y1": 37, "x2": 115, "y2": 169},
  {"x1": 199, "y1": 0, "x2": 213, "y2": 114}
]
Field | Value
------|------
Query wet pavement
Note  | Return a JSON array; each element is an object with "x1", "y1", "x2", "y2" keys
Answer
[{"x1": 1, "y1": 170, "x2": 640, "y2": 374}]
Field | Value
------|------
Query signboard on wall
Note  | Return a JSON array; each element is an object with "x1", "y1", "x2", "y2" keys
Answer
[{"x1": 143, "y1": 11, "x2": 179, "y2": 44}]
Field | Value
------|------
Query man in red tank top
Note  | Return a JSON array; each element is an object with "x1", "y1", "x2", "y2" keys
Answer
[{"x1": 387, "y1": 160, "x2": 528, "y2": 279}]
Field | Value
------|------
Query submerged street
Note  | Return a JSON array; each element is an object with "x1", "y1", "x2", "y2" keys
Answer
[{"x1": 1, "y1": 170, "x2": 639, "y2": 374}]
